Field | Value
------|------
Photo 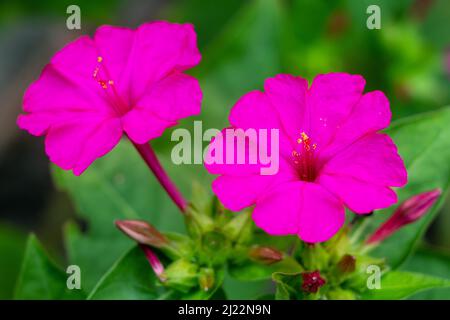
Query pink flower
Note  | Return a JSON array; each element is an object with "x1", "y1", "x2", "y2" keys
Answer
[
  {"x1": 205, "y1": 73, "x2": 407, "y2": 243},
  {"x1": 17, "y1": 21, "x2": 202, "y2": 175},
  {"x1": 366, "y1": 189, "x2": 441, "y2": 245}
]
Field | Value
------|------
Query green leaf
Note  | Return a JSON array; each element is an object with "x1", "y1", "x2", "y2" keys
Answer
[
  {"x1": 222, "y1": 272, "x2": 270, "y2": 299},
  {"x1": 272, "y1": 272, "x2": 304, "y2": 300},
  {"x1": 14, "y1": 234, "x2": 85, "y2": 300},
  {"x1": 402, "y1": 248, "x2": 450, "y2": 299},
  {"x1": 88, "y1": 245, "x2": 223, "y2": 300},
  {"x1": 361, "y1": 271, "x2": 450, "y2": 300},
  {"x1": 88, "y1": 246, "x2": 169, "y2": 300},
  {"x1": 53, "y1": 139, "x2": 186, "y2": 291},
  {"x1": 368, "y1": 107, "x2": 450, "y2": 268},
  {"x1": 0, "y1": 224, "x2": 27, "y2": 299},
  {"x1": 229, "y1": 256, "x2": 303, "y2": 281}
]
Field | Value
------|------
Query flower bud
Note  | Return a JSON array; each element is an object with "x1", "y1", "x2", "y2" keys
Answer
[
  {"x1": 115, "y1": 219, "x2": 167, "y2": 248},
  {"x1": 198, "y1": 268, "x2": 215, "y2": 292},
  {"x1": 140, "y1": 245, "x2": 166, "y2": 282},
  {"x1": 184, "y1": 205, "x2": 215, "y2": 238},
  {"x1": 302, "y1": 243, "x2": 329, "y2": 270},
  {"x1": 301, "y1": 270, "x2": 326, "y2": 294},
  {"x1": 249, "y1": 246, "x2": 283, "y2": 265},
  {"x1": 198, "y1": 231, "x2": 231, "y2": 266},
  {"x1": 337, "y1": 254, "x2": 356, "y2": 274},
  {"x1": 366, "y1": 189, "x2": 441, "y2": 245},
  {"x1": 163, "y1": 259, "x2": 198, "y2": 292},
  {"x1": 222, "y1": 210, "x2": 253, "y2": 244}
]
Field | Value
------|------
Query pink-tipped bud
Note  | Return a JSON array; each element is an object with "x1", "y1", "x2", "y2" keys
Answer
[
  {"x1": 115, "y1": 219, "x2": 168, "y2": 248},
  {"x1": 249, "y1": 246, "x2": 283, "y2": 265},
  {"x1": 366, "y1": 189, "x2": 441, "y2": 245},
  {"x1": 140, "y1": 244, "x2": 166, "y2": 282}
]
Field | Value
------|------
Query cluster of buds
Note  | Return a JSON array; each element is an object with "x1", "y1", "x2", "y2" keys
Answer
[
  {"x1": 115, "y1": 188, "x2": 291, "y2": 297},
  {"x1": 116, "y1": 187, "x2": 440, "y2": 299},
  {"x1": 270, "y1": 189, "x2": 441, "y2": 299}
]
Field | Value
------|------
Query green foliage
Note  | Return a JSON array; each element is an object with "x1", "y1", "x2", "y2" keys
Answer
[
  {"x1": 368, "y1": 107, "x2": 450, "y2": 268},
  {"x1": 403, "y1": 248, "x2": 450, "y2": 299},
  {"x1": 361, "y1": 271, "x2": 450, "y2": 300},
  {"x1": 0, "y1": 224, "x2": 26, "y2": 299},
  {"x1": 272, "y1": 272, "x2": 305, "y2": 300},
  {"x1": 14, "y1": 235, "x2": 85, "y2": 300},
  {"x1": 88, "y1": 246, "x2": 171, "y2": 300},
  {"x1": 53, "y1": 139, "x2": 186, "y2": 291},
  {"x1": 229, "y1": 256, "x2": 303, "y2": 282}
]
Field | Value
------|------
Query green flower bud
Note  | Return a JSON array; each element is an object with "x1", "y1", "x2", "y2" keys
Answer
[
  {"x1": 163, "y1": 259, "x2": 198, "y2": 292},
  {"x1": 222, "y1": 210, "x2": 253, "y2": 244},
  {"x1": 198, "y1": 231, "x2": 231, "y2": 266},
  {"x1": 302, "y1": 243, "x2": 330, "y2": 270},
  {"x1": 184, "y1": 205, "x2": 215, "y2": 238},
  {"x1": 198, "y1": 268, "x2": 215, "y2": 292}
]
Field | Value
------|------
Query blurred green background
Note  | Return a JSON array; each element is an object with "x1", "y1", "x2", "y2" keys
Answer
[{"x1": 0, "y1": 0, "x2": 449, "y2": 299}]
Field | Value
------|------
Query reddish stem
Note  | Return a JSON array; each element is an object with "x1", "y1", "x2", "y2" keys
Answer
[{"x1": 132, "y1": 142, "x2": 187, "y2": 213}]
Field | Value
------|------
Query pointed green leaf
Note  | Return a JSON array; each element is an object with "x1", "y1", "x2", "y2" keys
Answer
[
  {"x1": 272, "y1": 272, "x2": 304, "y2": 300},
  {"x1": 361, "y1": 271, "x2": 450, "y2": 300},
  {"x1": 14, "y1": 235, "x2": 85, "y2": 300},
  {"x1": 88, "y1": 246, "x2": 169, "y2": 300},
  {"x1": 229, "y1": 255, "x2": 303, "y2": 281},
  {"x1": 402, "y1": 248, "x2": 450, "y2": 299}
]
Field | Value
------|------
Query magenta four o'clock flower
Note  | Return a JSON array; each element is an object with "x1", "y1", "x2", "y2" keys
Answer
[
  {"x1": 17, "y1": 22, "x2": 201, "y2": 171},
  {"x1": 205, "y1": 73, "x2": 408, "y2": 243},
  {"x1": 17, "y1": 21, "x2": 202, "y2": 212}
]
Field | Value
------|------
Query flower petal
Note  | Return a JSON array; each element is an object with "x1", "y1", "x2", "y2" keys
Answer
[
  {"x1": 252, "y1": 181, "x2": 345, "y2": 242},
  {"x1": 44, "y1": 116, "x2": 122, "y2": 175},
  {"x1": 93, "y1": 25, "x2": 135, "y2": 99},
  {"x1": 50, "y1": 35, "x2": 99, "y2": 80},
  {"x1": 229, "y1": 90, "x2": 281, "y2": 130},
  {"x1": 252, "y1": 182, "x2": 301, "y2": 235},
  {"x1": 297, "y1": 183, "x2": 345, "y2": 242},
  {"x1": 211, "y1": 170, "x2": 296, "y2": 211},
  {"x1": 228, "y1": 90, "x2": 294, "y2": 159},
  {"x1": 124, "y1": 21, "x2": 201, "y2": 103},
  {"x1": 264, "y1": 74, "x2": 309, "y2": 144},
  {"x1": 136, "y1": 72, "x2": 202, "y2": 123},
  {"x1": 307, "y1": 73, "x2": 365, "y2": 147},
  {"x1": 204, "y1": 126, "x2": 296, "y2": 178},
  {"x1": 122, "y1": 108, "x2": 176, "y2": 144},
  {"x1": 23, "y1": 63, "x2": 110, "y2": 116},
  {"x1": 320, "y1": 133, "x2": 407, "y2": 187},
  {"x1": 319, "y1": 90, "x2": 391, "y2": 161},
  {"x1": 318, "y1": 173, "x2": 398, "y2": 213}
]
